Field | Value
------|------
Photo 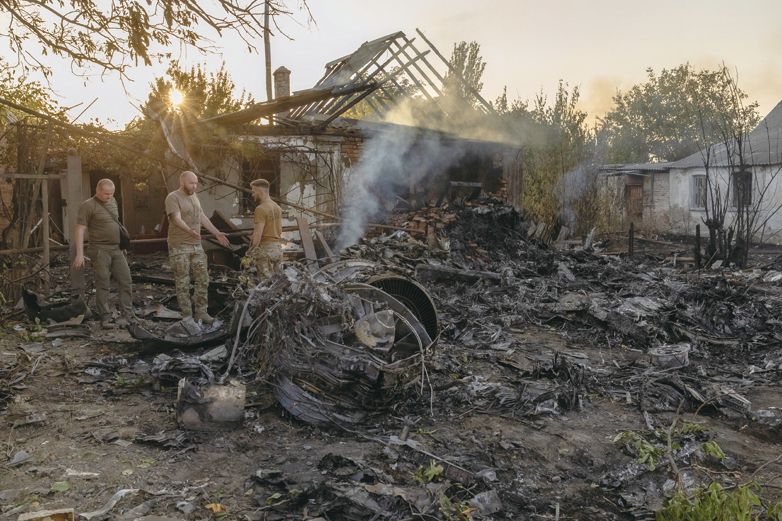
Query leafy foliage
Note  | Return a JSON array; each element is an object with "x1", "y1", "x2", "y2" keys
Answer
[
  {"x1": 597, "y1": 64, "x2": 760, "y2": 164},
  {"x1": 495, "y1": 81, "x2": 595, "y2": 230},
  {"x1": 148, "y1": 61, "x2": 254, "y2": 120},
  {"x1": 0, "y1": 0, "x2": 312, "y2": 80},
  {"x1": 412, "y1": 460, "x2": 444, "y2": 483},
  {"x1": 698, "y1": 440, "x2": 726, "y2": 460},
  {"x1": 442, "y1": 41, "x2": 486, "y2": 107},
  {"x1": 438, "y1": 491, "x2": 474, "y2": 521},
  {"x1": 0, "y1": 59, "x2": 60, "y2": 117},
  {"x1": 657, "y1": 482, "x2": 763, "y2": 521},
  {"x1": 613, "y1": 431, "x2": 667, "y2": 471}
]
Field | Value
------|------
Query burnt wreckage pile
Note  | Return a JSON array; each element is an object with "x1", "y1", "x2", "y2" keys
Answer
[
  {"x1": 228, "y1": 262, "x2": 438, "y2": 425},
  {"x1": 11, "y1": 196, "x2": 782, "y2": 520},
  {"x1": 221, "y1": 194, "x2": 782, "y2": 427}
]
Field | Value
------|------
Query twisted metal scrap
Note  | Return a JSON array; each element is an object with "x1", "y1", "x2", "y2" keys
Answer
[{"x1": 231, "y1": 265, "x2": 433, "y2": 425}]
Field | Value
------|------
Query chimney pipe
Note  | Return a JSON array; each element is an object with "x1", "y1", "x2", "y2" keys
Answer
[{"x1": 273, "y1": 66, "x2": 291, "y2": 119}]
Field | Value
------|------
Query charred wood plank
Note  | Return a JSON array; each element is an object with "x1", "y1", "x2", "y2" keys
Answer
[
  {"x1": 415, "y1": 264, "x2": 501, "y2": 285},
  {"x1": 298, "y1": 217, "x2": 319, "y2": 273}
]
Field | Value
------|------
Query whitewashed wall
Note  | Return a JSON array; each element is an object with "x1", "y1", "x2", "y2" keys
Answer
[{"x1": 667, "y1": 165, "x2": 782, "y2": 244}]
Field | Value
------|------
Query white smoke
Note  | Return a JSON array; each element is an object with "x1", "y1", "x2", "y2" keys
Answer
[{"x1": 336, "y1": 125, "x2": 468, "y2": 250}]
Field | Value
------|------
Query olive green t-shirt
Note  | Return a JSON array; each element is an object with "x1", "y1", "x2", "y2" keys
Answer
[
  {"x1": 77, "y1": 197, "x2": 121, "y2": 250},
  {"x1": 254, "y1": 200, "x2": 282, "y2": 245},
  {"x1": 165, "y1": 190, "x2": 202, "y2": 246}
]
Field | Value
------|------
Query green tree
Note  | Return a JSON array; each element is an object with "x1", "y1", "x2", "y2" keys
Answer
[
  {"x1": 148, "y1": 60, "x2": 254, "y2": 120},
  {"x1": 0, "y1": 0, "x2": 312, "y2": 80},
  {"x1": 0, "y1": 59, "x2": 62, "y2": 250},
  {"x1": 0, "y1": 61, "x2": 60, "y2": 117},
  {"x1": 598, "y1": 64, "x2": 760, "y2": 164},
  {"x1": 145, "y1": 60, "x2": 257, "y2": 175},
  {"x1": 442, "y1": 41, "x2": 486, "y2": 106},
  {"x1": 497, "y1": 82, "x2": 596, "y2": 231}
]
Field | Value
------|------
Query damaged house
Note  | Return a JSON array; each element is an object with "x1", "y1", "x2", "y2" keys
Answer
[
  {"x1": 0, "y1": 30, "x2": 522, "y2": 301},
  {"x1": 600, "y1": 100, "x2": 782, "y2": 243},
  {"x1": 143, "y1": 30, "x2": 523, "y2": 258}
]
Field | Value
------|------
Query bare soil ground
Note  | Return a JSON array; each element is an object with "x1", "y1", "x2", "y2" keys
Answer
[{"x1": 3, "y1": 239, "x2": 782, "y2": 521}]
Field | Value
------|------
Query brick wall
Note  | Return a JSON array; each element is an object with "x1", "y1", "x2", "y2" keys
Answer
[
  {"x1": 643, "y1": 172, "x2": 670, "y2": 232},
  {"x1": 342, "y1": 135, "x2": 364, "y2": 166}
]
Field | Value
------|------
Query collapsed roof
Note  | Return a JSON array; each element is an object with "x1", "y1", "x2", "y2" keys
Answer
[{"x1": 195, "y1": 30, "x2": 503, "y2": 133}]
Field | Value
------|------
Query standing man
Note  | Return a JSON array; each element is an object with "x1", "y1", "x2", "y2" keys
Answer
[
  {"x1": 166, "y1": 171, "x2": 230, "y2": 324},
  {"x1": 243, "y1": 179, "x2": 283, "y2": 279},
  {"x1": 73, "y1": 179, "x2": 135, "y2": 329}
]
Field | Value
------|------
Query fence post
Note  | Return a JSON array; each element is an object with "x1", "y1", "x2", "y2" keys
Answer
[{"x1": 67, "y1": 150, "x2": 84, "y2": 297}]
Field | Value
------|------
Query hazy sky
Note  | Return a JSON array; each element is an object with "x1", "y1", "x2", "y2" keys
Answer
[{"x1": 10, "y1": 0, "x2": 782, "y2": 128}]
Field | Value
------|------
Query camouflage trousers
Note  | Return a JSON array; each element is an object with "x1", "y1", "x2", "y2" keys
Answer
[
  {"x1": 244, "y1": 242, "x2": 283, "y2": 280},
  {"x1": 169, "y1": 244, "x2": 209, "y2": 317}
]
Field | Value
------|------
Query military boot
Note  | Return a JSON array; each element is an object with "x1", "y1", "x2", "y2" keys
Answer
[{"x1": 194, "y1": 307, "x2": 215, "y2": 324}]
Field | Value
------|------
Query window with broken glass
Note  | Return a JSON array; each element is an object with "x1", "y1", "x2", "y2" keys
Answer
[
  {"x1": 732, "y1": 171, "x2": 752, "y2": 208},
  {"x1": 692, "y1": 175, "x2": 707, "y2": 209}
]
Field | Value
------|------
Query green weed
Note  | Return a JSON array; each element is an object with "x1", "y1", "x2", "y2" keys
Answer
[
  {"x1": 613, "y1": 432, "x2": 668, "y2": 471},
  {"x1": 657, "y1": 482, "x2": 763, "y2": 521}
]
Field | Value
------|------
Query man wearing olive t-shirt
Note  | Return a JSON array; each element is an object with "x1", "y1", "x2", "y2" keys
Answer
[
  {"x1": 243, "y1": 179, "x2": 283, "y2": 279},
  {"x1": 73, "y1": 179, "x2": 135, "y2": 329},
  {"x1": 165, "y1": 171, "x2": 229, "y2": 324}
]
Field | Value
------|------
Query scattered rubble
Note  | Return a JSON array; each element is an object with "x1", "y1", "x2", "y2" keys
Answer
[{"x1": 4, "y1": 194, "x2": 782, "y2": 519}]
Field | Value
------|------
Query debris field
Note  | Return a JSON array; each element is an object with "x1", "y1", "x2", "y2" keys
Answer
[{"x1": 4, "y1": 195, "x2": 782, "y2": 520}]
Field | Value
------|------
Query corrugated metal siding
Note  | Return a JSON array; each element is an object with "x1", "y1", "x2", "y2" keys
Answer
[
  {"x1": 754, "y1": 101, "x2": 782, "y2": 132},
  {"x1": 673, "y1": 128, "x2": 782, "y2": 169}
]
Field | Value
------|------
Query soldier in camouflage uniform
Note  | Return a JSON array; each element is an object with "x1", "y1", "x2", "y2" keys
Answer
[
  {"x1": 165, "y1": 171, "x2": 229, "y2": 323},
  {"x1": 244, "y1": 179, "x2": 283, "y2": 279}
]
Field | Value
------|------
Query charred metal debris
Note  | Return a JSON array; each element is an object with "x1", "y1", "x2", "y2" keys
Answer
[
  {"x1": 111, "y1": 193, "x2": 782, "y2": 431},
  {"x1": 9, "y1": 194, "x2": 782, "y2": 520}
]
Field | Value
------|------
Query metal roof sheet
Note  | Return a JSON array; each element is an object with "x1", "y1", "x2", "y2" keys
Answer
[
  {"x1": 600, "y1": 162, "x2": 672, "y2": 173},
  {"x1": 671, "y1": 127, "x2": 782, "y2": 169},
  {"x1": 754, "y1": 101, "x2": 782, "y2": 133},
  {"x1": 602, "y1": 101, "x2": 782, "y2": 172}
]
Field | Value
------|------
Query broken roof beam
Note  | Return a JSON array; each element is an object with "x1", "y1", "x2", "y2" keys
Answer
[
  {"x1": 313, "y1": 50, "x2": 429, "y2": 131},
  {"x1": 197, "y1": 83, "x2": 372, "y2": 128},
  {"x1": 312, "y1": 53, "x2": 405, "y2": 118},
  {"x1": 415, "y1": 28, "x2": 519, "y2": 142},
  {"x1": 321, "y1": 31, "x2": 406, "y2": 78},
  {"x1": 315, "y1": 40, "x2": 421, "y2": 121},
  {"x1": 297, "y1": 36, "x2": 416, "y2": 121},
  {"x1": 295, "y1": 42, "x2": 392, "y2": 119},
  {"x1": 396, "y1": 36, "x2": 446, "y2": 98},
  {"x1": 363, "y1": 97, "x2": 387, "y2": 119}
]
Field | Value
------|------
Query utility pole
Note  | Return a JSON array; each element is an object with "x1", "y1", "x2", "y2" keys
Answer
[{"x1": 264, "y1": 1, "x2": 273, "y2": 106}]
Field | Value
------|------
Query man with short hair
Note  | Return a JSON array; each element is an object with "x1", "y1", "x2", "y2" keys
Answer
[
  {"x1": 74, "y1": 179, "x2": 136, "y2": 329},
  {"x1": 165, "y1": 171, "x2": 230, "y2": 324},
  {"x1": 243, "y1": 179, "x2": 283, "y2": 279}
]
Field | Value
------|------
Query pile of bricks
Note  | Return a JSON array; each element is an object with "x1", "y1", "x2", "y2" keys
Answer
[
  {"x1": 368, "y1": 200, "x2": 499, "y2": 264},
  {"x1": 487, "y1": 178, "x2": 509, "y2": 202},
  {"x1": 382, "y1": 204, "x2": 458, "y2": 237}
]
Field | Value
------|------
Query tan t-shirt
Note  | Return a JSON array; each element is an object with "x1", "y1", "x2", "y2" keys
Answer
[
  {"x1": 165, "y1": 190, "x2": 202, "y2": 246},
  {"x1": 254, "y1": 200, "x2": 282, "y2": 245},
  {"x1": 77, "y1": 197, "x2": 121, "y2": 250}
]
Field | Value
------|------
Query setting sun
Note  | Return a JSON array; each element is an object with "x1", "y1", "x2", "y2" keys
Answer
[{"x1": 169, "y1": 89, "x2": 184, "y2": 106}]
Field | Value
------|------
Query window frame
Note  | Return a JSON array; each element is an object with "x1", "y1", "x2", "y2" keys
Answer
[
  {"x1": 731, "y1": 170, "x2": 753, "y2": 209},
  {"x1": 691, "y1": 174, "x2": 707, "y2": 210}
]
